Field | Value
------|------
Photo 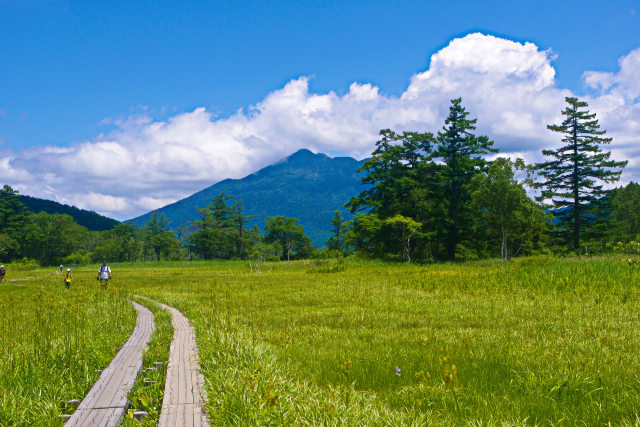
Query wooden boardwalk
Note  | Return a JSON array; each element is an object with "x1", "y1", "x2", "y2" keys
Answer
[
  {"x1": 66, "y1": 301, "x2": 155, "y2": 426},
  {"x1": 154, "y1": 301, "x2": 210, "y2": 427}
]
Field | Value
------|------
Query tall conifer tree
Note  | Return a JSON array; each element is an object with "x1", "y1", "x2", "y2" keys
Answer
[
  {"x1": 434, "y1": 98, "x2": 497, "y2": 260},
  {"x1": 536, "y1": 97, "x2": 626, "y2": 250},
  {"x1": 326, "y1": 210, "x2": 345, "y2": 253},
  {"x1": 230, "y1": 200, "x2": 253, "y2": 258}
]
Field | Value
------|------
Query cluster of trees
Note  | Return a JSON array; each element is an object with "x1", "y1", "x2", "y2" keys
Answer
[
  {"x1": 342, "y1": 98, "x2": 545, "y2": 261},
  {"x1": 187, "y1": 193, "x2": 314, "y2": 261},
  {"x1": 340, "y1": 97, "x2": 629, "y2": 261},
  {"x1": 1, "y1": 185, "x2": 90, "y2": 265}
]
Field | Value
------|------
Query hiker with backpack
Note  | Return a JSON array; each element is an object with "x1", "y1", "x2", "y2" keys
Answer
[
  {"x1": 65, "y1": 268, "x2": 72, "y2": 289},
  {"x1": 98, "y1": 261, "x2": 112, "y2": 290}
]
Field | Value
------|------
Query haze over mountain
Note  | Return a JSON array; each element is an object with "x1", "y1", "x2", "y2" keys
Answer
[{"x1": 129, "y1": 149, "x2": 367, "y2": 246}]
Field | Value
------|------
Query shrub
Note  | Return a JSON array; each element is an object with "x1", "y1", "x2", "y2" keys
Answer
[
  {"x1": 9, "y1": 257, "x2": 40, "y2": 270},
  {"x1": 61, "y1": 252, "x2": 91, "y2": 266}
]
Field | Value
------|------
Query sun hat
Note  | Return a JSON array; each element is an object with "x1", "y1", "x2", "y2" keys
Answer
[{"x1": 67, "y1": 268, "x2": 71, "y2": 272}]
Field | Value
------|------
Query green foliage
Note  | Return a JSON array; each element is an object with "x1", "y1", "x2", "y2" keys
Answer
[
  {"x1": 7, "y1": 257, "x2": 41, "y2": 270},
  {"x1": 325, "y1": 210, "x2": 345, "y2": 253},
  {"x1": 0, "y1": 185, "x2": 30, "y2": 260},
  {"x1": 433, "y1": 97, "x2": 497, "y2": 260},
  {"x1": 93, "y1": 222, "x2": 142, "y2": 263},
  {"x1": 611, "y1": 236, "x2": 640, "y2": 255},
  {"x1": 383, "y1": 214, "x2": 422, "y2": 263},
  {"x1": 23, "y1": 212, "x2": 88, "y2": 265},
  {"x1": 248, "y1": 239, "x2": 282, "y2": 262},
  {"x1": 609, "y1": 182, "x2": 640, "y2": 242},
  {"x1": 19, "y1": 194, "x2": 119, "y2": 231},
  {"x1": 61, "y1": 251, "x2": 92, "y2": 266},
  {"x1": 264, "y1": 216, "x2": 314, "y2": 260},
  {"x1": 470, "y1": 157, "x2": 548, "y2": 261},
  {"x1": 346, "y1": 98, "x2": 498, "y2": 261},
  {"x1": 189, "y1": 193, "x2": 256, "y2": 260},
  {"x1": 536, "y1": 97, "x2": 627, "y2": 250},
  {"x1": 143, "y1": 211, "x2": 179, "y2": 261},
  {"x1": 343, "y1": 213, "x2": 385, "y2": 257},
  {"x1": 0, "y1": 186, "x2": 110, "y2": 265},
  {"x1": 346, "y1": 128, "x2": 434, "y2": 221},
  {"x1": 345, "y1": 128, "x2": 436, "y2": 260}
]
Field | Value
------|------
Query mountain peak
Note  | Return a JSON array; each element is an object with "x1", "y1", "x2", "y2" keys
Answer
[
  {"x1": 290, "y1": 148, "x2": 315, "y2": 157},
  {"x1": 286, "y1": 148, "x2": 328, "y2": 161}
]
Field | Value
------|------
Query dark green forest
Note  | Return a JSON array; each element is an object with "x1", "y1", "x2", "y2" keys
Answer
[
  {"x1": 19, "y1": 194, "x2": 119, "y2": 231},
  {"x1": 1, "y1": 97, "x2": 638, "y2": 266}
]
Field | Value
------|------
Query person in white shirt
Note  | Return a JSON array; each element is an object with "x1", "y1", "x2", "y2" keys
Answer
[{"x1": 98, "y1": 261, "x2": 112, "y2": 290}]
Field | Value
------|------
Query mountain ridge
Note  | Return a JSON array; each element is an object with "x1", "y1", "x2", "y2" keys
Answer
[
  {"x1": 128, "y1": 149, "x2": 368, "y2": 245},
  {"x1": 19, "y1": 194, "x2": 120, "y2": 231}
]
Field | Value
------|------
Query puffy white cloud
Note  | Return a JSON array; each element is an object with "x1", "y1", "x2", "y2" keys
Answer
[
  {"x1": 580, "y1": 48, "x2": 640, "y2": 174},
  {"x1": 2, "y1": 33, "x2": 639, "y2": 220},
  {"x1": 584, "y1": 47, "x2": 640, "y2": 101}
]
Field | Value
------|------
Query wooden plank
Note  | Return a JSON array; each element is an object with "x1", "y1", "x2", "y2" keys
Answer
[
  {"x1": 139, "y1": 299, "x2": 209, "y2": 426},
  {"x1": 66, "y1": 301, "x2": 154, "y2": 426}
]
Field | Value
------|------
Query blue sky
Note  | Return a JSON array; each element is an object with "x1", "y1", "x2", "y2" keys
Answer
[{"x1": 1, "y1": 1, "x2": 639, "y2": 218}]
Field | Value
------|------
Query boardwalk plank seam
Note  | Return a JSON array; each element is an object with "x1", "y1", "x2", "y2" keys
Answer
[
  {"x1": 135, "y1": 295, "x2": 210, "y2": 426},
  {"x1": 66, "y1": 301, "x2": 154, "y2": 427}
]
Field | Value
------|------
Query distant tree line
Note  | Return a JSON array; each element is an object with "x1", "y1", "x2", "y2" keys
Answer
[
  {"x1": 0, "y1": 186, "x2": 316, "y2": 265},
  {"x1": 0, "y1": 96, "x2": 635, "y2": 265}
]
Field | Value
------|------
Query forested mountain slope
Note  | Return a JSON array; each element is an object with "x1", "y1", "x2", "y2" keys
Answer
[
  {"x1": 19, "y1": 195, "x2": 119, "y2": 231},
  {"x1": 129, "y1": 149, "x2": 367, "y2": 245}
]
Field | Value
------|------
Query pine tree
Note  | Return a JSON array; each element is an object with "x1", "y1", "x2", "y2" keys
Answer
[
  {"x1": 0, "y1": 185, "x2": 30, "y2": 260},
  {"x1": 143, "y1": 211, "x2": 177, "y2": 261},
  {"x1": 190, "y1": 193, "x2": 234, "y2": 259},
  {"x1": 230, "y1": 200, "x2": 253, "y2": 259},
  {"x1": 434, "y1": 98, "x2": 497, "y2": 260},
  {"x1": 326, "y1": 210, "x2": 345, "y2": 253},
  {"x1": 536, "y1": 97, "x2": 627, "y2": 251},
  {"x1": 345, "y1": 129, "x2": 435, "y2": 259}
]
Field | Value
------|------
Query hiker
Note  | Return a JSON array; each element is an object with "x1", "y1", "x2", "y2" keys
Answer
[
  {"x1": 65, "y1": 268, "x2": 72, "y2": 289},
  {"x1": 98, "y1": 261, "x2": 112, "y2": 289},
  {"x1": 59, "y1": 264, "x2": 63, "y2": 272},
  {"x1": 0, "y1": 265, "x2": 5, "y2": 283}
]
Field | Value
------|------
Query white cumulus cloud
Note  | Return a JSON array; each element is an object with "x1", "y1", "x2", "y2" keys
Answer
[{"x1": 1, "y1": 33, "x2": 639, "y2": 220}]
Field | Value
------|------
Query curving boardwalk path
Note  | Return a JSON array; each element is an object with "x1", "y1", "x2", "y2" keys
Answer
[
  {"x1": 154, "y1": 300, "x2": 210, "y2": 427},
  {"x1": 67, "y1": 301, "x2": 155, "y2": 426}
]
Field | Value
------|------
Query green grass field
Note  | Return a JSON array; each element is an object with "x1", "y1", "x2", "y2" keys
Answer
[
  {"x1": 0, "y1": 268, "x2": 136, "y2": 426},
  {"x1": 2, "y1": 256, "x2": 640, "y2": 425}
]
